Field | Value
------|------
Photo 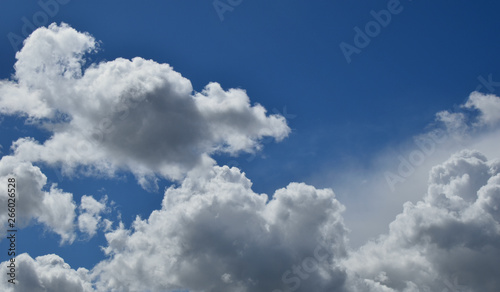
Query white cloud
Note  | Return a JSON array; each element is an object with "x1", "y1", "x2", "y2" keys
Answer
[
  {"x1": 0, "y1": 155, "x2": 77, "y2": 243},
  {"x1": 16, "y1": 148, "x2": 496, "y2": 292},
  {"x1": 0, "y1": 154, "x2": 113, "y2": 243},
  {"x1": 344, "y1": 150, "x2": 500, "y2": 292},
  {"x1": 313, "y1": 92, "x2": 500, "y2": 248},
  {"x1": 77, "y1": 213, "x2": 99, "y2": 239},
  {"x1": 464, "y1": 92, "x2": 500, "y2": 126},
  {"x1": 2, "y1": 151, "x2": 499, "y2": 292},
  {"x1": 80, "y1": 195, "x2": 106, "y2": 215},
  {"x1": 78, "y1": 195, "x2": 108, "y2": 238},
  {"x1": 93, "y1": 165, "x2": 349, "y2": 292},
  {"x1": 435, "y1": 111, "x2": 468, "y2": 137},
  {"x1": 0, "y1": 23, "x2": 290, "y2": 190},
  {"x1": 0, "y1": 253, "x2": 94, "y2": 292}
]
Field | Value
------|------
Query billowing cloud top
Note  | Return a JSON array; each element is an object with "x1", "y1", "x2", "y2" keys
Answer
[
  {"x1": 345, "y1": 150, "x2": 500, "y2": 291},
  {"x1": 0, "y1": 23, "x2": 290, "y2": 189},
  {"x1": 93, "y1": 166, "x2": 349, "y2": 292},
  {"x1": 2, "y1": 150, "x2": 499, "y2": 291}
]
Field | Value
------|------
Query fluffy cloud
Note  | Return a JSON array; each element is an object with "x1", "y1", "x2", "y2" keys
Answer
[
  {"x1": 2, "y1": 151, "x2": 499, "y2": 292},
  {"x1": 0, "y1": 153, "x2": 111, "y2": 243},
  {"x1": 464, "y1": 92, "x2": 500, "y2": 126},
  {"x1": 0, "y1": 155, "x2": 77, "y2": 243},
  {"x1": 78, "y1": 195, "x2": 108, "y2": 238},
  {"x1": 334, "y1": 92, "x2": 500, "y2": 249},
  {"x1": 92, "y1": 165, "x2": 349, "y2": 292},
  {"x1": 345, "y1": 150, "x2": 500, "y2": 292},
  {"x1": 96, "y1": 148, "x2": 495, "y2": 292},
  {"x1": 0, "y1": 23, "x2": 290, "y2": 190},
  {"x1": 0, "y1": 253, "x2": 93, "y2": 292},
  {"x1": 437, "y1": 91, "x2": 500, "y2": 133}
]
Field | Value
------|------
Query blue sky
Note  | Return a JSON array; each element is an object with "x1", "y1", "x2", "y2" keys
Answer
[{"x1": 1, "y1": 1, "x2": 500, "y2": 291}]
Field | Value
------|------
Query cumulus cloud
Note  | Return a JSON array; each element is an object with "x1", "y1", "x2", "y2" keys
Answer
[
  {"x1": 309, "y1": 93, "x2": 500, "y2": 291},
  {"x1": 0, "y1": 23, "x2": 290, "y2": 190},
  {"x1": 345, "y1": 150, "x2": 500, "y2": 292},
  {"x1": 2, "y1": 152, "x2": 499, "y2": 292},
  {"x1": 0, "y1": 154, "x2": 111, "y2": 243},
  {"x1": 464, "y1": 92, "x2": 500, "y2": 126},
  {"x1": 437, "y1": 91, "x2": 500, "y2": 133},
  {"x1": 326, "y1": 92, "x2": 500, "y2": 248},
  {"x1": 6, "y1": 149, "x2": 497, "y2": 292},
  {"x1": 0, "y1": 253, "x2": 93, "y2": 292},
  {"x1": 0, "y1": 155, "x2": 77, "y2": 243},
  {"x1": 78, "y1": 195, "x2": 108, "y2": 238},
  {"x1": 92, "y1": 165, "x2": 349, "y2": 292}
]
